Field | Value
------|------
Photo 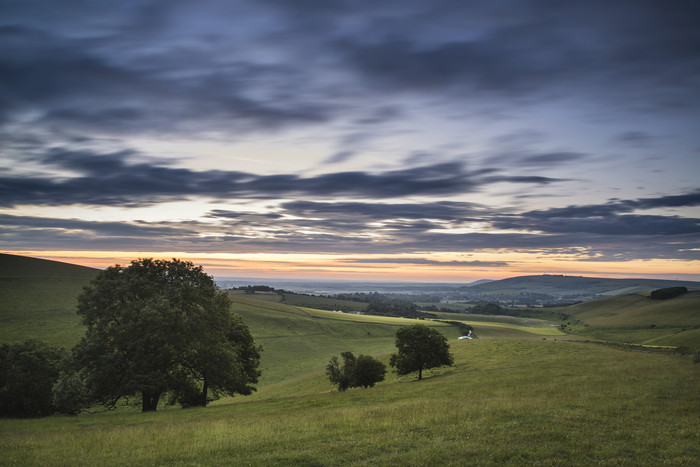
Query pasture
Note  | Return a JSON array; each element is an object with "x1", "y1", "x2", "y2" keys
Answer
[{"x1": 1, "y1": 338, "x2": 697, "y2": 465}]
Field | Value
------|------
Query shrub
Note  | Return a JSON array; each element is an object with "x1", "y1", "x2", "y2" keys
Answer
[
  {"x1": 0, "y1": 339, "x2": 66, "y2": 417},
  {"x1": 52, "y1": 371, "x2": 88, "y2": 416}
]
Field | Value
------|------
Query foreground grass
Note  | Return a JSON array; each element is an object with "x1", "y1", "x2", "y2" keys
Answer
[{"x1": 2, "y1": 338, "x2": 697, "y2": 466}]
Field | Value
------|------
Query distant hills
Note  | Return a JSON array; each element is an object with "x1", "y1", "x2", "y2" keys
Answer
[
  {"x1": 0, "y1": 253, "x2": 698, "y2": 350},
  {"x1": 461, "y1": 274, "x2": 700, "y2": 303}
]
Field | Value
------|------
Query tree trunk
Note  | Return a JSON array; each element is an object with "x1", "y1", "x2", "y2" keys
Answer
[
  {"x1": 200, "y1": 377, "x2": 208, "y2": 407},
  {"x1": 141, "y1": 391, "x2": 160, "y2": 412},
  {"x1": 418, "y1": 367, "x2": 423, "y2": 380}
]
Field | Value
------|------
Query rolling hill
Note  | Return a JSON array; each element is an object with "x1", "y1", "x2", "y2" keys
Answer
[
  {"x1": 462, "y1": 274, "x2": 700, "y2": 301},
  {"x1": 554, "y1": 291, "x2": 700, "y2": 348},
  {"x1": 0, "y1": 253, "x2": 99, "y2": 347}
]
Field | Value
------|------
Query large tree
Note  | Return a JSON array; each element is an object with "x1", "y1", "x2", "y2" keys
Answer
[
  {"x1": 390, "y1": 324, "x2": 453, "y2": 380},
  {"x1": 73, "y1": 258, "x2": 261, "y2": 412}
]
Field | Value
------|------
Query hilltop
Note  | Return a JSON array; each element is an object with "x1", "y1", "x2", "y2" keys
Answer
[{"x1": 0, "y1": 253, "x2": 98, "y2": 279}]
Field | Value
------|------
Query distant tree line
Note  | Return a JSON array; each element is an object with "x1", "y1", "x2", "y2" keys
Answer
[
  {"x1": 332, "y1": 292, "x2": 431, "y2": 318},
  {"x1": 649, "y1": 287, "x2": 687, "y2": 300},
  {"x1": 238, "y1": 285, "x2": 281, "y2": 294},
  {"x1": 470, "y1": 302, "x2": 506, "y2": 315}
]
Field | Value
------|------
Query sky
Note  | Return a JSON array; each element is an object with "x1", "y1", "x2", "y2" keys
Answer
[{"x1": 1, "y1": 0, "x2": 699, "y2": 282}]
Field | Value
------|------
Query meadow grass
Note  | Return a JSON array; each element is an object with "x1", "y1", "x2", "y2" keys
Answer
[
  {"x1": 0, "y1": 277, "x2": 91, "y2": 348},
  {"x1": 563, "y1": 291, "x2": 700, "y2": 327},
  {"x1": 227, "y1": 294, "x2": 461, "y2": 386},
  {"x1": 1, "y1": 338, "x2": 697, "y2": 466}
]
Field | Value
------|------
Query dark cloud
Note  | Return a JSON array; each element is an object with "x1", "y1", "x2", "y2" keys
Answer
[
  {"x1": 0, "y1": 151, "x2": 564, "y2": 207},
  {"x1": 614, "y1": 131, "x2": 656, "y2": 147},
  {"x1": 493, "y1": 214, "x2": 700, "y2": 236},
  {"x1": 335, "y1": 1, "x2": 700, "y2": 109},
  {"x1": 280, "y1": 200, "x2": 488, "y2": 221},
  {"x1": 0, "y1": 21, "x2": 332, "y2": 138},
  {"x1": 517, "y1": 152, "x2": 587, "y2": 167},
  {"x1": 624, "y1": 190, "x2": 700, "y2": 210},
  {"x1": 341, "y1": 257, "x2": 509, "y2": 267},
  {"x1": 0, "y1": 214, "x2": 195, "y2": 238},
  {"x1": 494, "y1": 191, "x2": 700, "y2": 236}
]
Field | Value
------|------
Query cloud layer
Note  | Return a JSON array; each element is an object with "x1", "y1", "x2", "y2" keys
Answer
[{"x1": 1, "y1": 0, "x2": 699, "y2": 275}]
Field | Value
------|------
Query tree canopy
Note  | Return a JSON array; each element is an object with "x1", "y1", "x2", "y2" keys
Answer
[
  {"x1": 0, "y1": 339, "x2": 66, "y2": 418},
  {"x1": 326, "y1": 351, "x2": 386, "y2": 391},
  {"x1": 390, "y1": 324, "x2": 453, "y2": 380},
  {"x1": 73, "y1": 258, "x2": 261, "y2": 412}
]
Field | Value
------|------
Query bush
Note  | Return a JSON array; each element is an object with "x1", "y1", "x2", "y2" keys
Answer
[
  {"x1": 0, "y1": 339, "x2": 66, "y2": 418},
  {"x1": 326, "y1": 352, "x2": 386, "y2": 391}
]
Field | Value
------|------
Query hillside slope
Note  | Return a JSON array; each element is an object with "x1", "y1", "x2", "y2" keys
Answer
[
  {"x1": 557, "y1": 291, "x2": 700, "y2": 347},
  {"x1": 227, "y1": 291, "x2": 460, "y2": 390},
  {"x1": 464, "y1": 274, "x2": 700, "y2": 297},
  {"x1": 0, "y1": 254, "x2": 99, "y2": 346}
]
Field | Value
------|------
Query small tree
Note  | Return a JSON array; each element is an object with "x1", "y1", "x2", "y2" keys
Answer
[
  {"x1": 352, "y1": 355, "x2": 387, "y2": 388},
  {"x1": 390, "y1": 324, "x2": 453, "y2": 380},
  {"x1": 326, "y1": 352, "x2": 386, "y2": 391}
]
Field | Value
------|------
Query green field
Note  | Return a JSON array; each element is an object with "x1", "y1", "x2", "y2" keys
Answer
[
  {"x1": 549, "y1": 292, "x2": 700, "y2": 348},
  {"x1": 236, "y1": 289, "x2": 369, "y2": 312},
  {"x1": 226, "y1": 293, "x2": 460, "y2": 387},
  {"x1": 1, "y1": 338, "x2": 698, "y2": 466}
]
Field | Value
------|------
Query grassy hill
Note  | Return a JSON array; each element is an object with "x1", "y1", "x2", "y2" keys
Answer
[
  {"x1": 464, "y1": 274, "x2": 700, "y2": 297},
  {"x1": 226, "y1": 291, "x2": 459, "y2": 389},
  {"x1": 554, "y1": 291, "x2": 700, "y2": 348},
  {"x1": 0, "y1": 253, "x2": 99, "y2": 347},
  {"x1": 232, "y1": 289, "x2": 369, "y2": 312}
]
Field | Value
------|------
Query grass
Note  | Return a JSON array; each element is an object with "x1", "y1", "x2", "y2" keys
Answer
[
  {"x1": 0, "y1": 253, "x2": 98, "y2": 348},
  {"x1": 236, "y1": 290, "x2": 369, "y2": 312},
  {"x1": 551, "y1": 291, "x2": 700, "y2": 348},
  {"x1": 227, "y1": 293, "x2": 460, "y2": 387},
  {"x1": 1, "y1": 338, "x2": 698, "y2": 466}
]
